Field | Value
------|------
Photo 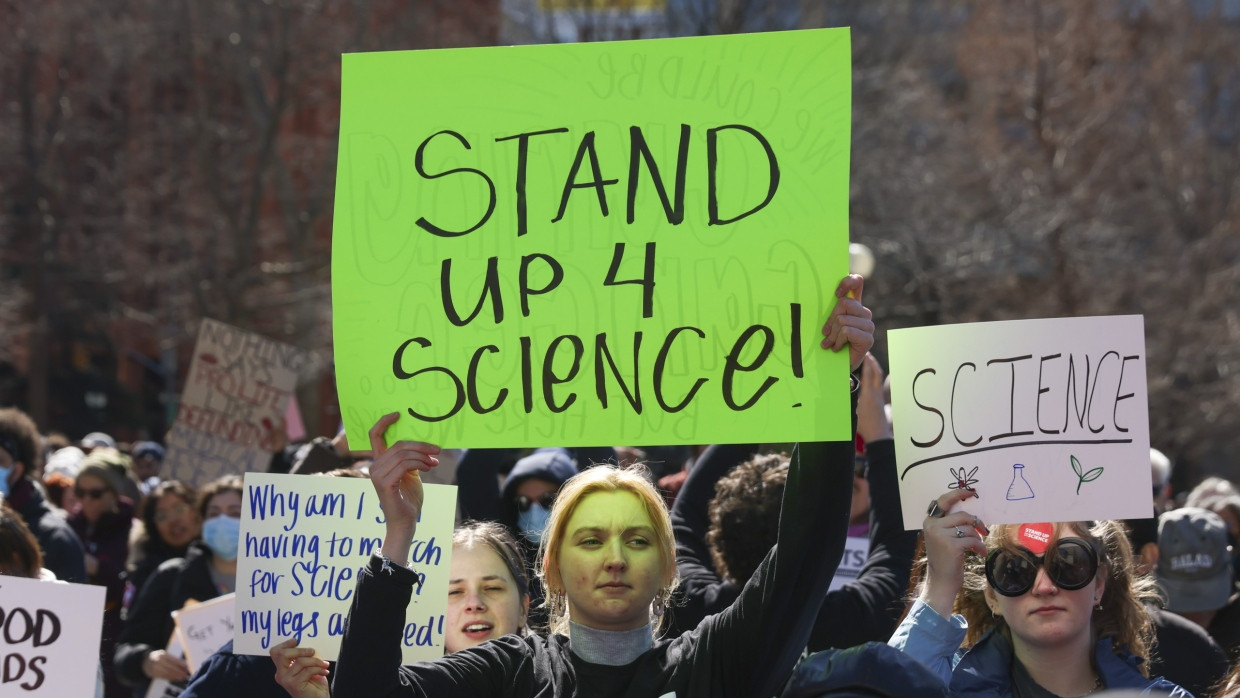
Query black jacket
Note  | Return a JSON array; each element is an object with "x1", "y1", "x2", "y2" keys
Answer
[
  {"x1": 9, "y1": 478, "x2": 88, "y2": 583},
  {"x1": 114, "y1": 542, "x2": 222, "y2": 688}
]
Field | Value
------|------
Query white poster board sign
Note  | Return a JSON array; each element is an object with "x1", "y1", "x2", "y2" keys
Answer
[
  {"x1": 165, "y1": 318, "x2": 308, "y2": 487},
  {"x1": 233, "y1": 473, "x2": 457, "y2": 662},
  {"x1": 174, "y1": 593, "x2": 236, "y2": 674},
  {"x1": 827, "y1": 536, "x2": 870, "y2": 592},
  {"x1": 888, "y1": 315, "x2": 1151, "y2": 530},
  {"x1": 0, "y1": 576, "x2": 105, "y2": 696}
]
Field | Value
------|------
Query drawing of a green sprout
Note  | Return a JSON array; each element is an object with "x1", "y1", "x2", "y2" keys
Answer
[{"x1": 1071, "y1": 455, "x2": 1104, "y2": 495}]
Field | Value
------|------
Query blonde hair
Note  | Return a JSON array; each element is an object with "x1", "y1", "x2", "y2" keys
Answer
[
  {"x1": 951, "y1": 520, "x2": 1159, "y2": 672},
  {"x1": 537, "y1": 464, "x2": 679, "y2": 636}
]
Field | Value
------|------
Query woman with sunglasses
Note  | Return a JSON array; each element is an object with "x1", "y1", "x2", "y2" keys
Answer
[
  {"x1": 69, "y1": 456, "x2": 137, "y2": 698},
  {"x1": 890, "y1": 488, "x2": 1189, "y2": 696}
]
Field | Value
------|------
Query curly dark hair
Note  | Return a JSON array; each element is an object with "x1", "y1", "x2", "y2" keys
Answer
[
  {"x1": 706, "y1": 452, "x2": 789, "y2": 585},
  {"x1": 0, "y1": 500, "x2": 42, "y2": 577},
  {"x1": 0, "y1": 407, "x2": 42, "y2": 478}
]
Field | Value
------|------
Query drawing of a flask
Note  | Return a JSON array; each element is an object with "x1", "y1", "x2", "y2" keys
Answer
[{"x1": 1006, "y1": 463, "x2": 1035, "y2": 501}]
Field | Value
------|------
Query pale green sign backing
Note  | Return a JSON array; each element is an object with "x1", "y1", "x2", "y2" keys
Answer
[{"x1": 333, "y1": 29, "x2": 852, "y2": 448}]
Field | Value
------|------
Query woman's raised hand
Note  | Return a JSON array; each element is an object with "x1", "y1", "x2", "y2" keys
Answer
[
  {"x1": 270, "y1": 638, "x2": 330, "y2": 698},
  {"x1": 821, "y1": 274, "x2": 874, "y2": 373},
  {"x1": 367, "y1": 412, "x2": 440, "y2": 563},
  {"x1": 919, "y1": 488, "x2": 989, "y2": 619}
]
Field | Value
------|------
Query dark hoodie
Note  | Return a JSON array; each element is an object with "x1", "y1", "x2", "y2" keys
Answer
[
  {"x1": 498, "y1": 448, "x2": 579, "y2": 533},
  {"x1": 498, "y1": 448, "x2": 578, "y2": 631}
]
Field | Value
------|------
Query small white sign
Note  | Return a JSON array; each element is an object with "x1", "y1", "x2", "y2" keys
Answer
[
  {"x1": 889, "y1": 315, "x2": 1151, "y2": 529},
  {"x1": 828, "y1": 536, "x2": 870, "y2": 592},
  {"x1": 0, "y1": 576, "x2": 106, "y2": 696},
  {"x1": 233, "y1": 473, "x2": 457, "y2": 662},
  {"x1": 174, "y1": 593, "x2": 236, "y2": 674}
]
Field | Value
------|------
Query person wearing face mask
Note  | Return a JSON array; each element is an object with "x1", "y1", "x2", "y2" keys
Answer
[
  {"x1": 113, "y1": 474, "x2": 243, "y2": 694},
  {"x1": 0, "y1": 407, "x2": 88, "y2": 584},
  {"x1": 493, "y1": 448, "x2": 579, "y2": 631}
]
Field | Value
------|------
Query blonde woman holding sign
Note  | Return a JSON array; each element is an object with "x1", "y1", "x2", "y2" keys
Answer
[
  {"x1": 286, "y1": 275, "x2": 872, "y2": 698},
  {"x1": 890, "y1": 488, "x2": 1189, "y2": 696}
]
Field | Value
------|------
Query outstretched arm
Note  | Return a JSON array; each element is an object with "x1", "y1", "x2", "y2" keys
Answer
[
  {"x1": 666, "y1": 442, "x2": 760, "y2": 635},
  {"x1": 888, "y1": 487, "x2": 989, "y2": 680},
  {"x1": 809, "y1": 354, "x2": 918, "y2": 649},
  {"x1": 683, "y1": 274, "x2": 873, "y2": 698}
]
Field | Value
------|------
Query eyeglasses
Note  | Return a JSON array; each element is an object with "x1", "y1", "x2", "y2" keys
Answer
[
  {"x1": 985, "y1": 537, "x2": 1099, "y2": 597},
  {"x1": 515, "y1": 491, "x2": 556, "y2": 513},
  {"x1": 75, "y1": 486, "x2": 110, "y2": 500},
  {"x1": 155, "y1": 503, "x2": 190, "y2": 524}
]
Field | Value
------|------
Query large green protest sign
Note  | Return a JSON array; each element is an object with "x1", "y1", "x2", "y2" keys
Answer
[{"x1": 333, "y1": 29, "x2": 852, "y2": 448}]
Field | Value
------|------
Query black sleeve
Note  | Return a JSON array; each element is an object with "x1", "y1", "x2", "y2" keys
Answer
[
  {"x1": 808, "y1": 437, "x2": 919, "y2": 650},
  {"x1": 331, "y1": 556, "x2": 533, "y2": 696},
  {"x1": 454, "y1": 449, "x2": 516, "y2": 523},
  {"x1": 39, "y1": 516, "x2": 88, "y2": 584},
  {"x1": 693, "y1": 438, "x2": 855, "y2": 698},
  {"x1": 114, "y1": 562, "x2": 178, "y2": 686},
  {"x1": 677, "y1": 380, "x2": 859, "y2": 698},
  {"x1": 666, "y1": 443, "x2": 760, "y2": 635}
]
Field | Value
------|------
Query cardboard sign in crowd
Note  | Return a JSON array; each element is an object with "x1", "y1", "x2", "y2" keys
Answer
[
  {"x1": 331, "y1": 28, "x2": 855, "y2": 449},
  {"x1": 165, "y1": 319, "x2": 309, "y2": 488},
  {"x1": 889, "y1": 315, "x2": 1152, "y2": 529}
]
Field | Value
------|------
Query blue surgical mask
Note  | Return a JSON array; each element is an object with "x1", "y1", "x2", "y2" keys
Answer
[
  {"x1": 0, "y1": 466, "x2": 11, "y2": 498},
  {"x1": 202, "y1": 515, "x2": 241, "y2": 561},
  {"x1": 517, "y1": 503, "x2": 551, "y2": 544}
]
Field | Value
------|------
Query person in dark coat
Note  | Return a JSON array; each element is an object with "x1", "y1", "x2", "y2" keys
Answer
[
  {"x1": 69, "y1": 458, "x2": 136, "y2": 698},
  {"x1": 114, "y1": 475, "x2": 242, "y2": 694},
  {"x1": 0, "y1": 406, "x2": 88, "y2": 583},
  {"x1": 122, "y1": 480, "x2": 202, "y2": 615}
]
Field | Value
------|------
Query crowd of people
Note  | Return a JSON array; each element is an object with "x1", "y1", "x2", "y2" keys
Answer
[{"x1": 1, "y1": 276, "x2": 1238, "y2": 696}]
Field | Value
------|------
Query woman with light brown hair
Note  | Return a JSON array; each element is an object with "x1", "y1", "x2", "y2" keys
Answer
[{"x1": 890, "y1": 487, "x2": 1190, "y2": 696}]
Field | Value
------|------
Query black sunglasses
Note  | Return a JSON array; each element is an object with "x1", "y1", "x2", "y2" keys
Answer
[
  {"x1": 75, "y1": 486, "x2": 110, "y2": 500},
  {"x1": 985, "y1": 537, "x2": 1099, "y2": 597},
  {"x1": 515, "y1": 491, "x2": 556, "y2": 512}
]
